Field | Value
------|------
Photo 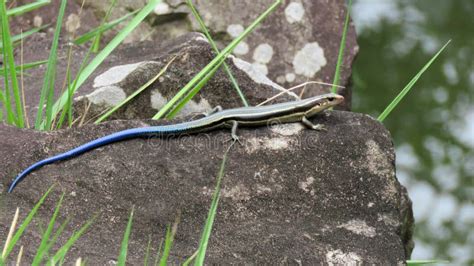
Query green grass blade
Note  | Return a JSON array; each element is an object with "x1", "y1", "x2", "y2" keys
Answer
[
  {"x1": 94, "y1": 56, "x2": 176, "y2": 124},
  {"x1": 49, "y1": 216, "x2": 95, "y2": 264},
  {"x1": 153, "y1": 239, "x2": 163, "y2": 266},
  {"x1": 43, "y1": 217, "x2": 70, "y2": 259},
  {"x1": 2, "y1": 207, "x2": 19, "y2": 260},
  {"x1": 43, "y1": 0, "x2": 67, "y2": 130},
  {"x1": 0, "y1": 60, "x2": 48, "y2": 76},
  {"x1": 44, "y1": 0, "x2": 161, "y2": 130},
  {"x1": 406, "y1": 260, "x2": 449, "y2": 265},
  {"x1": 0, "y1": 52, "x2": 15, "y2": 124},
  {"x1": 194, "y1": 143, "x2": 234, "y2": 265},
  {"x1": 91, "y1": 0, "x2": 118, "y2": 53},
  {"x1": 6, "y1": 0, "x2": 50, "y2": 17},
  {"x1": 33, "y1": 0, "x2": 66, "y2": 129},
  {"x1": 2, "y1": 186, "x2": 54, "y2": 261},
  {"x1": 144, "y1": 236, "x2": 152, "y2": 266},
  {"x1": 55, "y1": 0, "x2": 117, "y2": 128},
  {"x1": 377, "y1": 40, "x2": 451, "y2": 122},
  {"x1": 152, "y1": 0, "x2": 282, "y2": 120},
  {"x1": 186, "y1": 0, "x2": 248, "y2": 107},
  {"x1": 0, "y1": 25, "x2": 49, "y2": 51},
  {"x1": 158, "y1": 225, "x2": 175, "y2": 266},
  {"x1": 1, "y1": 0, "x2": 24, "y2": 127},
  {"x1": 182, "y1": 250, "x2": 198, "y2": 265},
  {"x1": 55, "y1": 67, "x2": 73, "y2": 129},
  {"x1": 55, "y1": 38, "x2": 95, "y2": 129},
  {"x1": 331, "y1": 0, "x2": 351, "y2": 93},
  {"x1": 0, "y1": 91, "x2": 6, "y2": 120},
  {"x1": 167, "y1": 60, "x2": 223, "y2": 118},
  {"x1": 118, "y1": 208, "x2": 134, "y2": 266},
  {"x1": 73, "y1": 10, "x2": 138, "y2": 45},
  {"x1": 32, "y1": 193, "x2": 64, "y2": 265}
]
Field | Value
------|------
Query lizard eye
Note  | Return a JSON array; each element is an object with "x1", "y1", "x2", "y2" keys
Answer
[{"x1": 327, "y1": 97, "x2": 335, "y2": 101}]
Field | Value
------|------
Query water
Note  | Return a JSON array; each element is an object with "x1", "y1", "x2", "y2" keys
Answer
[{"x1": 351, "y1": 0, "x2": 473, "y2": 264}]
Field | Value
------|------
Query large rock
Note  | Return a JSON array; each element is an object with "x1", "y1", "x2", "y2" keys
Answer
[{"x1": 0, "y1": 111, "x2": 413, "y2": 264}]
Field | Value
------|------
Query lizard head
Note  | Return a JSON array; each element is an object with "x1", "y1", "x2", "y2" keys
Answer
[{"x1": 304, "y1": 93, "x2": 344, "y2": 117}]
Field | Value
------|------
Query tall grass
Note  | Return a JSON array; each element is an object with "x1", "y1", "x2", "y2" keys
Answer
[
  {"x1": 0, "y1": 186, "x2": 95, "y2": 265},
  {"x1": 0, "y1": 24, "x2": 49, "y2": 52},
  {"x1": 44, "y1": 0, "x2": 161, "y2": 130},
  {"x1": 34, "y1": 0, "x2": 67, "y2": 129},
  {"x1": 1, "y1": 0, "x2": 25, "y2": 127},
  {"x1": 1, "y1": 187, "x2": 54, "y2": 261}
]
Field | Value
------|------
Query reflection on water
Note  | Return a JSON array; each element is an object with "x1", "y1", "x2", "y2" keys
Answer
[{"x1": 351, "y1": 0, "x2": 473, "y2": 264}]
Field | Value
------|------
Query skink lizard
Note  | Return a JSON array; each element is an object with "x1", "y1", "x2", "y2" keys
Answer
[{"x1": 8, "y1": 93, "x2": 343, "y2": 192}]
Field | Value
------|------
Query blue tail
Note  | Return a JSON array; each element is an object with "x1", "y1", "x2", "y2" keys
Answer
[{"x1": 7, "y1": 127, "x2": 157, "y2": 192}]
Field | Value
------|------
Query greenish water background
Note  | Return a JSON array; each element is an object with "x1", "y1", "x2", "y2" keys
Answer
[{"x1": 351, "y1": 0, "x2": 473, "y2": 264}]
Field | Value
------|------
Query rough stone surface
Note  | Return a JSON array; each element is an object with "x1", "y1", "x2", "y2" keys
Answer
[
  {"x1": 0, "y1": 111, "x2": 413, "y2": 264},
  {"x1": 72, "y1": 0, "x2": 358, "y2": 110}
]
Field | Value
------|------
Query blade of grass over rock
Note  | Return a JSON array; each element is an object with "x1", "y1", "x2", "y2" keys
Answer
[
  {"x1": 45, "y1": 0, "x2": 161, "y2": 130},
  {"x1": 153, "y1": 238, "x2": 164, "y2": 266},
  {"x1": 0, "y1": 60, "x2": 48, "y2": 76},
  {"x1": 182, "y1": 251, "x2": 198, "y2": 266},
  {"x1": 152, "y1": 0, "x2": 282, "y2": 120},
  {"x1": 1, "y1": 0, "x2": 24, "y2": 127},
  {"x1": 2, "y1": 186, "x2": 54, "y2": 261},
  {"x1": 15, "y1": 246, "x2": 24, "y2": 265},
  {"x1": 49, "y1": 216, "x2": 95, "y2": 264},
  {"x1": 167, "y1": 60, "x2": 223, "y2": 118},
  {"x1": 186, "y1": 0, "x2": 248, "y2": 107},
  {"x1": 56, "y1": 0, "x2": 116, "y2": 129},
  {"x1": 194, "y1": 142, "x2": 235, "y2": 265},
  {"x1": 2, "y1": 208, "x2": 19, "y2": 259},
  {"x1": 44, "y1": 217, "x2": 70, "y2": 258},
  {"x1": 118, "y1": 208, "x2": 134, "y2": 266},
  {"x1": 331, "y1": 0, "x2": 351, "y2": 93},
  {"x1": 34, "y1": 0, "x2": 66, "y2": 130},
  {"x1": 6, "y1": 0, "x2": 50, "y2": 17},
  {"x1": 54, "y1": 65, "x2": 73, "y2": 129},
  {"x1": 94, "y1": 56, "x2": 176, "y2": 124},
  {"x1": 73, "y1": 10, "x2": 138, "y2": 45},
  {"x1": 55, "y1": 37, "x2": 96, "y2": 129},
  {"x1": 0, "y1": 4, "x2": 15, "y2": 125},
  {"x1": 0, "y1": 25, "x2": 49, "y2": 51},
  {"x1": 0, "y1": 89, "x2": 12, "y2": 123},
  {"x1": 144, "y1": 236, "x2": 152, "y2": 266},
  {"x1": 20, "y1": 33, "x2": 30, "y2": 128},
  {"x1": 32, "y1": 193, "x2": 64, "y2": 265},
  {"x1": 91, "y1": 0, "x2": 117, "y2": 53},
  {"x1": 377, "y1": 40, "x2": 451, "y2": 122},
  {"x1": 158, "y1": 224, "x2": 175, "y2": 266}
]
